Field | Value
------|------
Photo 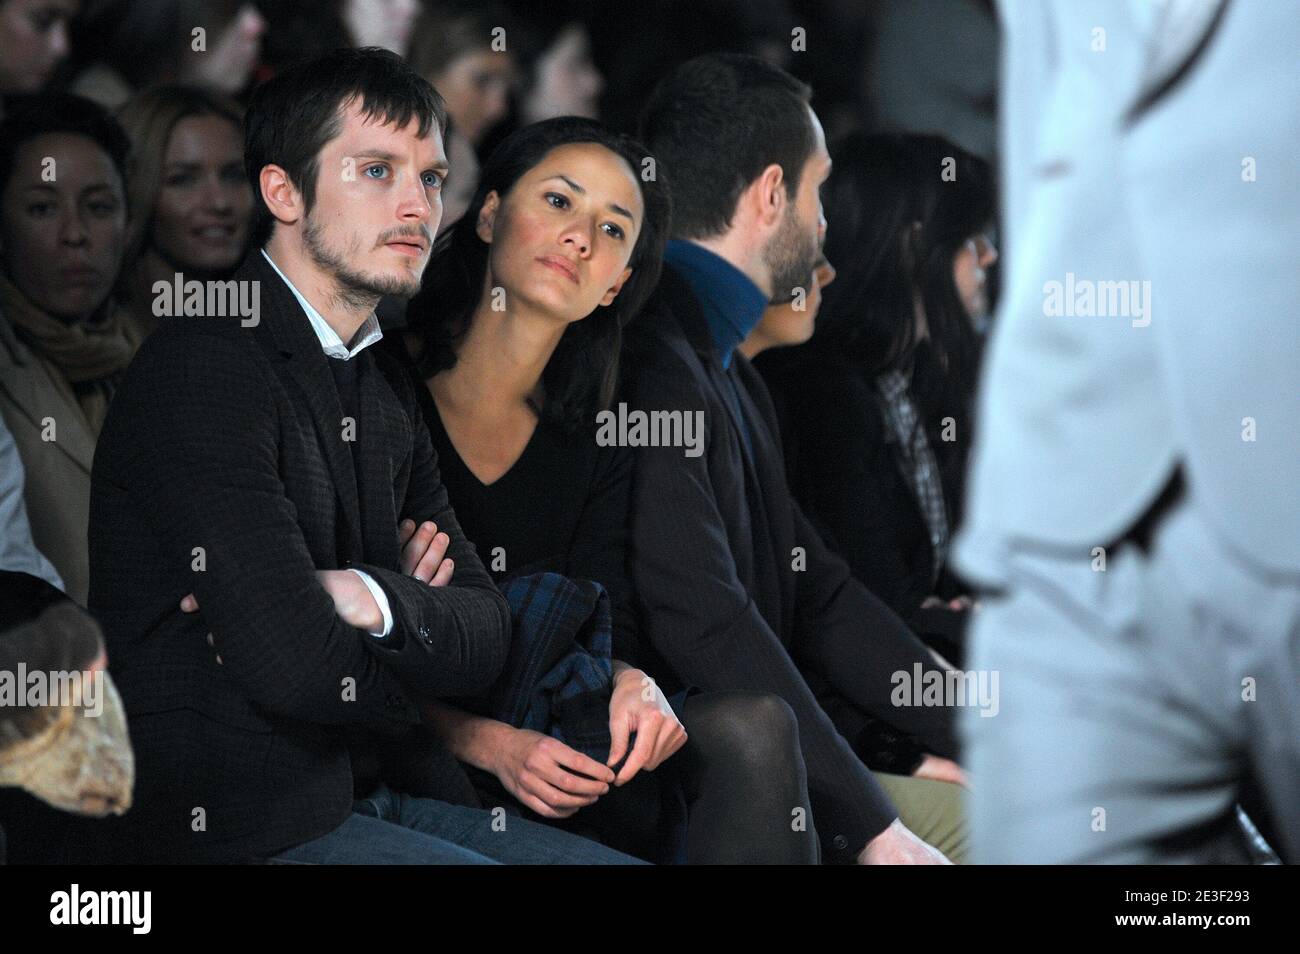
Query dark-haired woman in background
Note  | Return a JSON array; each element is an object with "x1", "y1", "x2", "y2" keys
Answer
[
  {"x1": 68, "y1": 0, "x2": 266, "y2": 111},
  {"x1": 0, "y1": 93, "x2": 137, "y2": 604},
  {"x1": 473, "y1": 3, "x2": 604, "y2": 160},
  {"x1": 408, "y1": 2, "x2": 518, "y2": 230},
  {"x1": 388, "y1": 116, "x2": 817, "y2": 864},
  {"x1": 410, "y1": 2, "x2": 517, "y2": 150},
  {"x1": 756, "y1": 132, "x2": 998, "y2": 667},
  {"x1": 116, "y1": 86, "x2": 252, "y2": 338},
  {"x1": 0, "y1": 0, "x2": 78, "y2": 102}
]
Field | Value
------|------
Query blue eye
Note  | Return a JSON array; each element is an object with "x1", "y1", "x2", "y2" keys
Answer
[
  {"x1": 364, "y1": 164, "x2": 389, "y2": 179},
  {"x1": 545, "y1": 192, "x2": 569, "y2": 209},
  {"x1": 422, "y1": 170, "x2": 443, "y2": 188}
]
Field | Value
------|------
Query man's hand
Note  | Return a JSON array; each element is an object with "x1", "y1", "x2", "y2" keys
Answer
[
  {"x1": 912, "y1": 754, "x2": 969, "y2": 788},
  {"x1": 491, "y1": 728, "x2": 615, "y2": 819},
  {"x1": 179, "y1": 518, "x2": 457, "y2": 656},
  {"x1": 398, "y1": 518, "x2": 454, "y2": 585},
  {"x1": 858, "y1": 819, "x2": 953, "y2": 865},
  {"x1": 180, "y1": 568, "x2": 383, "y2": 635},
  {"x1": 606, "y1": 666, "x2": 687, "y2": 785},
  {"x1": 920, "y1": 594, "x2": 981, "y2": 613},
  {"x1": 313, "y1": 569, "x2": 382, "y2": 631},
  {"x1": 921, "y1": 594, "x2": 977, "y2": 612}
]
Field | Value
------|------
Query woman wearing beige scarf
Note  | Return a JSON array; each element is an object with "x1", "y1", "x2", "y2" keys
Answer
[{"x1": 0, "y1": 93, "x2": 136, "y2": 604}]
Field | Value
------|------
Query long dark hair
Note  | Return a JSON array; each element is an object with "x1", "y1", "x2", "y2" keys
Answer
[
  {"x1": 68, "y1": 0, "x2": 247, "y2": 90},
  {"x1": 760, "y1": 132, "x2": 995, "y2": 508},
  {"x1": 406, "y1": 116, "x2": 671, "y2": 433},
  {"x1": 817, "y1": 133, "x2": 993, "y2": 446},
  {"x1": 817, "y1": 132, "x2": 993, "y2": 375}
]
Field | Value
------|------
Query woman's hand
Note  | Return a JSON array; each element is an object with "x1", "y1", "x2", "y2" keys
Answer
[
  {"x1": 606, "y1": 666, "x2": 688, "y2": 785},
  {"x1": 491, "y1": 727, "x2": 615, "y2": 819}
]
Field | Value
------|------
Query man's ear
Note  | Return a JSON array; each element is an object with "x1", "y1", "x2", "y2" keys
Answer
[
  {"x1": 259, "y1": 164, "x2": 302, "y2": 227},
  {"x1": 751, "y1": 162, "x2": 787, "y2": 230},
  {"x1": 599, "y1": 266, "x2": 633, "y2": 307},
  {"x1": 475, "y1": 190, "x2": 501, "y2": 244}
]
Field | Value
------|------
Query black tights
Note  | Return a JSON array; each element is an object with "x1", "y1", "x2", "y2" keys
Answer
[
  {"x1": 490, "y1": 692, "x2": 820, "y2": 864},
  {"x1": 674, "y1": 691, "x2": 820, "y2": 864}
]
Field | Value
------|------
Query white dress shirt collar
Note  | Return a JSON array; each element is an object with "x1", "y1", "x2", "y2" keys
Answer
[{"x1": 261, "y1": 248, "x2": 383, "y2": 360}]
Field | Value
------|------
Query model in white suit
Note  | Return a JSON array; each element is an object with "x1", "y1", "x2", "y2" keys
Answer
[{"x1": 956, "y1": 0, "x2": 1300, "y2": 862}]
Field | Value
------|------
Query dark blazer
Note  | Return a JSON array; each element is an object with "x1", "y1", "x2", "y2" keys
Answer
[
  {"x1": 624, "y1": 266, "x2": 959, "y2": 865},
  {"x1": 757, "y1": 353, "x2": 958, "y2": 618},
  {"x1": 66, "y1": 251, "x2": 510, "y2": 863}
]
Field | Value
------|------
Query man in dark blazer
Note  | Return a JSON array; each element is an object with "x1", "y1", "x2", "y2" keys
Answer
[
  {"x1": 628, "y1": 54, "x2": 968, "y2": 865},
  {"x1": 66, "y1": 49, "x2": 637, "y2": 864}
]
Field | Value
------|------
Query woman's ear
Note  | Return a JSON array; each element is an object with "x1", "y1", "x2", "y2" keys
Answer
[
  {"x1": 475, "y1": 190, "x2": 501, "y2": 244},
  {"x1": 598, "y1": 266, "x2": 633, "y2": 307}
]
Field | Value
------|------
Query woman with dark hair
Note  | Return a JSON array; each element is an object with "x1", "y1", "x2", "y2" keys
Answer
[
  {"x1": 409, "y1": 1, "x2": 517, "y2": 149},
  {"x1": 511, "y1": 18, "x2": 603, "y2": 125},
  {"x1": 116, "y1": 85, "x2": 252, "y2": 337},
  {"x1": 389, "y1": 116, "x2": 817, "y2": 864},
  {"x1": 0, "y1": 93, "x2": 136, "y2": 604},
  {"x1": 0, "y1": 0, "x2": 78, "y2": 101},
  {"x1": 408, "y1": 2, "x2": 518, "y2": 231},
  {"x1": 756, "y1": 132, "x2": 998, "y2": 666},
  {"x1": 474, "y1": 3, "x2": 604, "y2": 159},
  {"x1": 67, "y1": 0, "x2": 266, "y2": 110}
]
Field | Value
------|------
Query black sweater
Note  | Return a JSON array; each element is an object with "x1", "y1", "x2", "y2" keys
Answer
[
  {"x1": 385, "y1": 340, "x2": 640, "y2": 666},
  {"x1": 755, "y1": 351, "x2": 969, "y2": 619}
]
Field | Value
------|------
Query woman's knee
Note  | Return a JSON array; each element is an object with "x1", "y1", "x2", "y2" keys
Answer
[{"x1": 684, "y1": 691, "x2": 801, "y2": 774}]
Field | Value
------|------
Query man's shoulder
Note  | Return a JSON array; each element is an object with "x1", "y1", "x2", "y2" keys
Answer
[
  {"x1": 127, "y1": 314, "x2": 269, "y2": 390},
  {"x1": 625, "y1": 280, "x2": 711, "y2": 393}
]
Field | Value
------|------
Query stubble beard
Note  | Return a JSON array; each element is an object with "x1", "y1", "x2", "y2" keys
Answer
[
  {"x1": 303, "y1": 211, "x2": 423, "y2": 310},
  {"x1": 764, "y1": 205, "x2": 820, "y2": 306}
]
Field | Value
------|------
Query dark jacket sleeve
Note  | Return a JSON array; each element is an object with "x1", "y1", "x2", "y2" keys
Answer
[
  {"x1": 789, "y1": 499, "x2": 961, "y2": 760},
  {"x1": 627, "y1": 342, "x2": 901, "y2": 860},
  {"x1": 792, "y1": 372, "x2": 926, "y2": 615},
  {"x1": 358, "y1": 357, "x2": 511, "y2": 700},
  {"x1": 566, "y1": 441, "x2": 639, "y2": 666},
  {"x1": 130, "y1": 332, "x2": 434, "y2": 731}
]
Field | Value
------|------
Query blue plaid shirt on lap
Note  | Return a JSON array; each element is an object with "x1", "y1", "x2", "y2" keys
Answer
[{"x1": 488, "y1": 573, "x2": 615, "y2": 763}]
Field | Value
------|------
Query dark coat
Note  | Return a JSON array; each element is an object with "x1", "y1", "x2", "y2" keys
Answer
[
  {"x1": 624, "y1": 266, "x2": 959, "y2": 864},
  {"x1": 66, "y1": 251, "x2": 510, "y2": 863}
]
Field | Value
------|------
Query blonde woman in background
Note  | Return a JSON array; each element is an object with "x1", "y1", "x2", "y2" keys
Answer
[{"x1": 116, "y1": 86, "x2": 252, "y2": 338}]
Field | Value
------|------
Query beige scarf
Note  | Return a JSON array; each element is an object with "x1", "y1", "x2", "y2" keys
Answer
[{"x1": 0, "y1": 272, "x2": 139, "y2": 435}]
